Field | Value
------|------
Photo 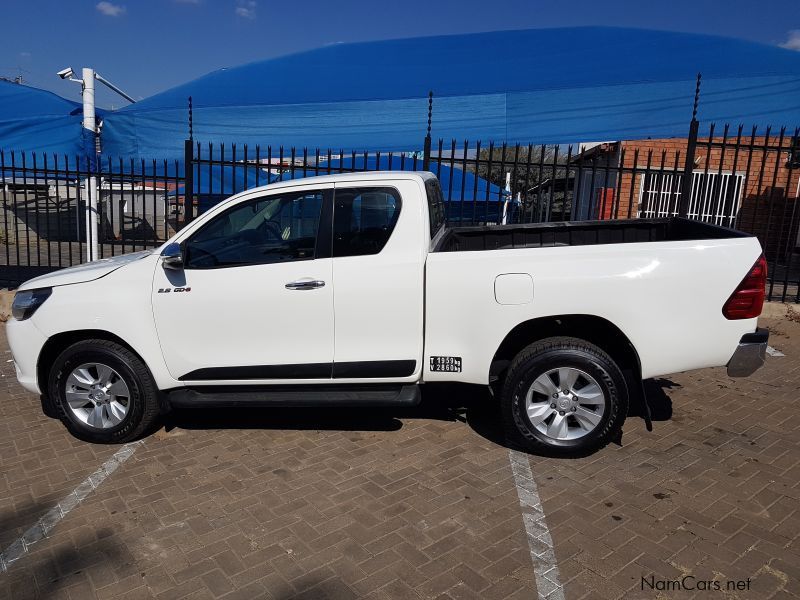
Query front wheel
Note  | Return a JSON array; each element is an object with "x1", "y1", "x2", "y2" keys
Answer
[
  {"x1": 501, "y1": 337, "x2": 628, "y2": 457},
  {"x1": 48, "y1": 339, "x2": 160, "y2": 443}
]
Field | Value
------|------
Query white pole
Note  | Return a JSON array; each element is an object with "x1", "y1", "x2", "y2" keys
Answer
[
  {"x1": 502, "y1": 172, "x2": 511, "y2": 224},
  {"x1": 82, "y1": 68, "x2": 99, "y2": 262}
]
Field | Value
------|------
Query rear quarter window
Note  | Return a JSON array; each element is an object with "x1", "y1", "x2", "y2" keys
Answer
[
  {"x1": 425, "y1": 178, "x2": 445, "y2": 238},
  {"x1": 333, "y1": 187, "x2": 402, "y2": 257}
]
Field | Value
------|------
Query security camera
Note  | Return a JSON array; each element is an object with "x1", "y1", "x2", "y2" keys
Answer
[{"x1": 57, "y1": 67, "x2": 74, "y2": 80}]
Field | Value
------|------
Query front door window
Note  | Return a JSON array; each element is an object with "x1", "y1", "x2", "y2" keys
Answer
[{"x1": 184, "y1": 190, "x2": 327, "y2": 268}]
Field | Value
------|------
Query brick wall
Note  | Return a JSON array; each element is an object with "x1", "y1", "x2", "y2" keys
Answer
[{"x1": 582, "y1": 136, "x2": 800, "y2": 260}]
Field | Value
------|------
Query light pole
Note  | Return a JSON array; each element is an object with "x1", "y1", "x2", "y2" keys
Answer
[{"x1": 58, "y1": 67, "x2": 135, "y2": 262}]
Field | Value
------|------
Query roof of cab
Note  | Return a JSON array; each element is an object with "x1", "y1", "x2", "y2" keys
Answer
[{"x1": 230, "y1": 169, "x2": 435, "y2": 198}]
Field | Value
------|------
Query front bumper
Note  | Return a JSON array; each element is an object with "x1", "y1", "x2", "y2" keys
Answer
[
  {"x1": 6, "y1": 316, "x2": 48, "y2": 394},
  {"x1": 727, "y1": 327, "x2": 769, "y2": 377}
]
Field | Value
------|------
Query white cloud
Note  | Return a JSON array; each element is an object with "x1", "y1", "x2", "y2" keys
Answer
[
  {"x1": 19, "y1": 51, "x2": 31, "y2": 58},
  {"x1": 235, "y1": 0, "x2": 256, "y2": 19},
  {"x1": 779, "y1": 30, "x2": 800, "y2": 51},
  {"x1": 96, "y1": 1, "x2": 126, "y2": 16}
]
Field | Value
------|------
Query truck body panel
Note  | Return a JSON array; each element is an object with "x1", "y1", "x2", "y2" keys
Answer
[{"x1": 423, "y1": 239, "x2": 760, "y2": 384}]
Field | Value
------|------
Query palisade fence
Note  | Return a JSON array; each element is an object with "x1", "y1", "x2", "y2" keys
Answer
[
  {"x1": 1, "y1": 121, "x2": 799, "y2": 301},
  {"x1": 0, "y1": 152, "x2": 183, "y2": 286}
]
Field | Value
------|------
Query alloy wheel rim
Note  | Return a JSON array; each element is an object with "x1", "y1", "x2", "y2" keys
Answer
[
  {"x1": 65, "y1": 362, "x2": 130, "y2": 429},
  {"x1": 525, "y1": 367, "x2": 606, "y2": 441}
]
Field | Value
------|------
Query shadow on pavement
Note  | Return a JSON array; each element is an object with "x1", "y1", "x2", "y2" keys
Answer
[
  {"x1": 0, "y1": 496, "x2": 68, "y2": 551},
  {"x1": 161, "y1": 379, "x2": 675, "y2": 455},
  {"x1": 0, "y1": 525, "x2": 133, "y2": 600},
  {"x1": 267, "y1": 576, "x2": 366, "y2": 600},
  {"x1": 162, "y1": 383, "x2": 508, "y2": 450},
  {"x1": 638, "y1": 377, "x2": 676, "y2": 422},
  {"x1": 164, "y1": 404, "x2": 406, "y2": 433}
]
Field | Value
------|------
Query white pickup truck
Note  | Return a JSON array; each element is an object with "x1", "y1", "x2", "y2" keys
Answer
[{"x1": 8, "y1": 172, "x2": 768, "y2": 456}]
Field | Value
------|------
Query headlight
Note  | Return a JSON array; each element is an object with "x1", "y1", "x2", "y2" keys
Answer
[{"x1": 12, "y1": 288, "x2": 52, "y2": 320}]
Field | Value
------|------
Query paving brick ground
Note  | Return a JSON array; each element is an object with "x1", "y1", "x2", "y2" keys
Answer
[{"x1": 0, "y1": 306, "x2": 798, "y2": 600}]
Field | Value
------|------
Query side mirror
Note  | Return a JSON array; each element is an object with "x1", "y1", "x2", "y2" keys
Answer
[{"x1": 161, "y1": 242, "x2": 184, "y2": 270}]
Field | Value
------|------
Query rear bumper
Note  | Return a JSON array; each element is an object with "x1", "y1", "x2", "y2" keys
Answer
[{"x1": 727, "y1": 327, "x2": 769, "y2": 377}]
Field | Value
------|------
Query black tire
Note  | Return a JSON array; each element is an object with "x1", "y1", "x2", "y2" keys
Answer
[
  {"x1": 501, "y1": 336, "x2": 628, "y2": 457},
  {"x1": 48, "y1": 339, "x2": 160, "y2": 444}
]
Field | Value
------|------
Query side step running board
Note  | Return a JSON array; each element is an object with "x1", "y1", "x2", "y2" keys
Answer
[{"x1": 166, "y1": 384, "x2": 421, "y2": 408}]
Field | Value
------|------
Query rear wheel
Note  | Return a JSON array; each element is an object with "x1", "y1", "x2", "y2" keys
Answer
[
  {"x1": 48, "y1": 339, "x2": 160, "y2": 443},
  {"x1": 501, "y1": 336, "x2": 628, "y2": 457}
]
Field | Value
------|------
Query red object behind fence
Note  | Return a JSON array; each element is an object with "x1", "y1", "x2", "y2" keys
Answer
[{"x1": 594, "y1": 188, "x2": 615, "y2": 220}]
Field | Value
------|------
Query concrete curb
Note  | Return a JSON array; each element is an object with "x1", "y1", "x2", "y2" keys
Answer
[{"x1": 0, "y1": 289, "x2": 13, "y2": 322}]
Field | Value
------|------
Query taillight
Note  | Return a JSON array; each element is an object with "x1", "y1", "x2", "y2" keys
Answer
[{"x1": 722, "y1": 255, "x2": 767, "y2": 320}]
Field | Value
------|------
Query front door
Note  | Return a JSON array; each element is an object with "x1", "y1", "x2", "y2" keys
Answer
[{"x1": 152, "y1": 185, "x2": 334, "y2": 382}]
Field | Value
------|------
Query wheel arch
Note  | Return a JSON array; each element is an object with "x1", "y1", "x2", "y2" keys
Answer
[
  {"x1": 37, "y1": 329, "x2": 150, "y2": 397},
  {"x1": 490, "y1": 314, "x2": 642, "y2": 385}
]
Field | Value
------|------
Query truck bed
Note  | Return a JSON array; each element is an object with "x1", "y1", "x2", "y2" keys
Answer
[{"x1": 433, "y1": 217, "x2": 750, "y2": 253}]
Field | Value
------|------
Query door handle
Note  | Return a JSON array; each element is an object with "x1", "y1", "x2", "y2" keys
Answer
[{"x1": 285, "y1": 279, "x2": 326, "y2": 290}]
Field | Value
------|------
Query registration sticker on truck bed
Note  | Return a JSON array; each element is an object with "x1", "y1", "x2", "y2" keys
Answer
[{"x1": 430, "y1": 356, "x2": 462, "y2": 373}]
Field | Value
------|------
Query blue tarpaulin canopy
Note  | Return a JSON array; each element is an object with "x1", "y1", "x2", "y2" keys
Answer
[
  {"x1": 102, "y1": 27, "x2": 800, "y2": 159},
  {"x1": 0, "y1": 80, "x2": 91, "y2": 156},
  {"x1": 169, "y1": 163, "x2": 277, "y2": 196}
]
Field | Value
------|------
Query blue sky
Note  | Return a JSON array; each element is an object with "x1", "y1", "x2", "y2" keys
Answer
[{"x1": 1, "y1": 0, "x2": 799, "y2": 108}]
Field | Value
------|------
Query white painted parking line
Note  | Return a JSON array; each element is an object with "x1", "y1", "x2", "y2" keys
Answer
[
  {"x1": 766, "y1": 346, "x2": 785, "y2": 357},
  {"x1": 0, "y1": 440, "x2": 143, "y2": 573},
  {"x1": 508, "y1": 449, "x2": 565, "y2": 600}
]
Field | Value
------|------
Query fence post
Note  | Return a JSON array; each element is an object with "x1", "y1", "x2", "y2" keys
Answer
[
  {"x1": 422, "y1": 91, "x2": 433, "y2": 171},
  {"x1": 183, "y1": 139, "x2": 194, "y2": 227},
  {"x1": 188, "y1": 95, "x2": 193, "y2": 142},
  {"x1": 678, "y1": 74, "x2": 701, "y2": 217}
]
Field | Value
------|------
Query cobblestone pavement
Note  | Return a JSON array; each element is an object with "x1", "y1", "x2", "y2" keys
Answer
[{"x1": 0, "y1": 307, "x2": 798, "y2": 600}]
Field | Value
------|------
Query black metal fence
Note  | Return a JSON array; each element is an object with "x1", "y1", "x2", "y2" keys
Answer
[
  {"x1": 0, "y1": 152, "x2": 182, "y2": 286},
  {"x1": 2, "y1": 121, "x2": 800, "y2": 302}
]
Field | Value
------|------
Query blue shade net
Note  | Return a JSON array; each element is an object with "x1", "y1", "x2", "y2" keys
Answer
[{"x1": 100, "y1": 27, "x2": 800, "y2": 159}]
